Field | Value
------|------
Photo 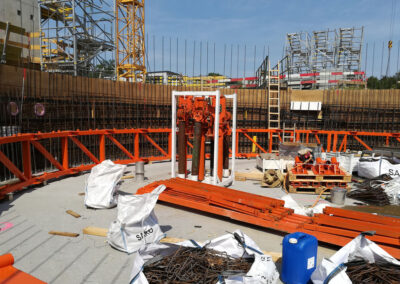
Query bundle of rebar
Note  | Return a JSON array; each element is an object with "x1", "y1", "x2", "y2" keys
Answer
[
  {"x1": 347, "y1": 187, "x2": 391, "y2": 206},
  {"x1": 345, "y1": 260, "x2": 400, "y2": 283},
  {"x1": 143, "y1": 246, "x2": 253, "y2": 283},
  {"x1": 348, "y1": 175, "x2": 392, "y2": 206}
]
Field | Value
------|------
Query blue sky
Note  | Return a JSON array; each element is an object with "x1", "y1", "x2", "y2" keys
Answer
[{"x1": 145, "y1": 0, "x2": 400, "y2": 77}]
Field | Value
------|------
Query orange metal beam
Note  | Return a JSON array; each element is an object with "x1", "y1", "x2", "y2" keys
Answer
[
  {"x1": 352, "y1": 135, "x2": 372, "y2": 151},
  {"x1": 0, "y1": 150, "x2": 27, "y2": 181},
  {"x1": 142, "y1": 133, "x2": 168, "y2": 156},
  {"x1": 31, "y1": 141, "x2": 65, "y2": 171},
  {"x1": 137, "y1": 178, "x2": 400, "y2": 259},
  {"x1": 242, "y1": 132, "x2": 268, "y2": 153},
  {"x1": 1, "y1": 128, "x2": 400, "y2": 198},
  {"x1": 61, "y1": 137, "x2": 68, "y2": 169},
  {"x1": 99, "y1": 134, "x2": 106, "y2": 162},
  {"x1": 106, "y1": 134, "x2": 135, "y2": 160},
  {"x1": 69, "y1": 136, "x2": 100, "y2": 164},
  {"x1": 22, "y1": 141, "x2": 32, "y2": 180}
]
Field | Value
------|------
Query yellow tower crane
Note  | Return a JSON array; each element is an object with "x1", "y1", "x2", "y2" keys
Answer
[{"x1": 115, "y1": 0, "x2": 146, "y2": 81}]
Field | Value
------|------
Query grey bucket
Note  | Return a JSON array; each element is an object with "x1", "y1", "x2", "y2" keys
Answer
[{"x1": 331, "y1": 187, "x2": 346, "y2": 205}]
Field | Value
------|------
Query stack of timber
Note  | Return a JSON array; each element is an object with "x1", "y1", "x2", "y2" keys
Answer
[{"x1": 287, "y1": 157, "x2": 352, "y2": 194}]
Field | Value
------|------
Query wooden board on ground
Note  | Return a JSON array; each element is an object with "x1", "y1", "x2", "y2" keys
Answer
[
  {"x1": 81, "y1": 227, "x2": 281, "y2": 262},
  {"x1": 66, "y1": 210, "x2": 81, "y2": 218},
  {"x1": 83, "y1": 226, "x2": 108, "y2": 237},
  {"x1": 288, "y1": 185, "x2": 350, "y2": 195},
  {"x1": 234, "y1": 170, "x2": 263, "y2": 181},
  {"x1": 49, "y1": 231, "x2": 79, "y2": 237}
]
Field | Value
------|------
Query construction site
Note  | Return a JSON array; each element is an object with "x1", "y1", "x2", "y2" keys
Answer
[{"x1": 0, "y1": 0, "x2": 400, "y2": 283}]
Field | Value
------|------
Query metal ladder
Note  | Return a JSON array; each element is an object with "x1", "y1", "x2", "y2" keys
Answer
[{"x1": 268, "y1": 60, "x2": 280, "y2": 152}]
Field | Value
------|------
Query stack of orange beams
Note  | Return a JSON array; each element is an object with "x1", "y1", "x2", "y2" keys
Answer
[{"x1": 137, "y1": 178, "x2": 400, "y2": 259}]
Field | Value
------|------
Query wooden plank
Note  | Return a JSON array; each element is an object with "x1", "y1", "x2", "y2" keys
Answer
[
  {"x1": 66, "y1": 210, "x2": 81, "y2": 218},
  {"x1": 121, "y1": 175, "x2": 135, "y2": 180},
  {"x1": 234, "y1": 171, "x2": 264, "y2": 181},
  {"x1": 83, "y1": 226, "x2": 108, "y2": 237},
  {"x1": 49, "y1": 231, "x2": 79, "y2": 237}
]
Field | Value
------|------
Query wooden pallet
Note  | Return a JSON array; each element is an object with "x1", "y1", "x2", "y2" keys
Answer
[
  {"x1": 287, "y1": 165, "x2": 351, "y2": 182},
  {"x1": 288, "y1": 185, "x2": 350, "y2": 195}
]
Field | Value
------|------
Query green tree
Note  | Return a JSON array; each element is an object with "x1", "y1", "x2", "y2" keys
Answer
[
  {"x1": 208, "y1": 72, "x2": 222, "y2": 77},
  {"x1": 367, "y1": 72, "x2": 400, "y2": 89},
  {"x1": 94, "y1": 59, "x2": 115, "y2": 78}
]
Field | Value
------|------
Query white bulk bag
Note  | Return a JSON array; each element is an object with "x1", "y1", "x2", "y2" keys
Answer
[
  {"x1": 85, "y1": 160, "x2": 126, "y2": 209},
  {"x1": 108, "y1": 185, "x2": 166, "y2": 254},
  {"x1": 311, "y1": 233, "x2": 400, "y2": 284},
  {"x1": 357, "y1": 158, "x2": 400, "y2": 179}
]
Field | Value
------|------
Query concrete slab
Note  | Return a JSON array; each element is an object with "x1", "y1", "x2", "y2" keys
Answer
[{"x1": 0, "y1": 159, "x2": 346, "y2": 284}]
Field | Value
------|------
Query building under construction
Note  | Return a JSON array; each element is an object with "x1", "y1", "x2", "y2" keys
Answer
[{"x1": 0, "y1": 1, "x2": 400, "y2": 283}]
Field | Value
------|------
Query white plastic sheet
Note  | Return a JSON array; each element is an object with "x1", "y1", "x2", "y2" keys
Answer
[
  {"x1": 108, "y1": 185, "x2": 166, "y2": 254},
  {"x1": 311, "y1": 234, "x2": 400, "y2": 284},
  {"x1": 84, "y1": 160, "x2": 126, "y2": 209},
  {"x1": 281, "y1": 194, "x2": 329, "y2": 217},
  {"x1": 130, "y1": 230, "x2": 279, "y2": 284}
]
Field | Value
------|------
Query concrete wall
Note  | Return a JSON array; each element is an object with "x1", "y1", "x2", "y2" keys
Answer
[{"x1": 0, "y1": 0, "x2": 39, "y2": 59}]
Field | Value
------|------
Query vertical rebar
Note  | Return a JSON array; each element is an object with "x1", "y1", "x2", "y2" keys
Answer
[
  {"x1": 230, "y1": 44, "x2": 233, "y2": 78},
  {"x1": 162, "y1": 36, "x2": 164, "y2": 71},
  {"x1": 213, "y1": 42, "x2": 216, "y2": 73},
  {"x1": 206, "y1": 41, "x2": 209, "y2": 75},
  {"x1": 153, "y1": 35, "x2": 155, "y2": 72},
  {"x1": 169, "y1": 37, "x2": 172, "y2": 71},
  {"x1": 397, "y1": 40, "x2": 400, "y2": 73},
  {"x1": 223, "y1": 44, "x2": 226, "y2": 75},
  {"x1": 185, "y1": 39, "x2": 187, "y2": 75},
  {"x1": 380, "y1": 41, "x2": 384, "y2": 78},
  {"x1": 193, "y1": 40, "x2": 196, "y2": 77},
  {"x1": 237, "y1": 44, "x2": 239, "y2": 78},
  {"x1": 372, "y1": 41, "x2": 375, "y2": 76},
  {"x1": 176, "y1": 37, "x2": 178, "y2": 73}
]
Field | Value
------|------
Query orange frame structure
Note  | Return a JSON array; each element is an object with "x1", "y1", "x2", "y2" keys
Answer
[{"x1": 0, "y1": 128, "x2": 399, "y2": 198}]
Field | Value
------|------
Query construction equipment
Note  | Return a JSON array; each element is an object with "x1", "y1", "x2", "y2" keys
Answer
[
  {"x1": 171, "y1": 91, "x2": 237, "y2": 185},
  {"x1": 287, "y1": 157, "x2": 351, "y2": 194},
  {"x1": 137, "y1": 178, "x2": 400, "y2": 259},
  {"x1": 115, "y1": 0, "x2": 146, "y2": 81}
]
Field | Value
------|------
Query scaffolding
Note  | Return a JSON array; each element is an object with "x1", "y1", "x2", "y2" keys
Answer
[
  {"x1": 38, "y1": 0, "x2": 114, "y2": 77},
  {"x1": 280, "y1": 27, "x2": 364, "y2": 89},
  {"x1": 115, "y1": 0, "x2": 146, "y2": 82}
]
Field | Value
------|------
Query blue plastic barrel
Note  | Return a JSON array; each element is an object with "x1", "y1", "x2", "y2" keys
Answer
[{"x1": 281, "y1": 232, "x2": 318, "y2": 284}]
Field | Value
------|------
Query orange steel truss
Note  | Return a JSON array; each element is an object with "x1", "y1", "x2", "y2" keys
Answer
[
  {"x1": 0, "y1": 128, "x2": 400, "y2": 198},
  {"x1": 137, "y1": 178, "x2": 400, "y2": 259},
  {"x1": 115, "y1": 0, "x2": 146, "y2": 81}
]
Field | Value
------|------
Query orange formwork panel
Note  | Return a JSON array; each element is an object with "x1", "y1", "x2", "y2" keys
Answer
[
  {"x1": 0, "y1": 254, "x2": 46, "y2": 284},
  {"x1": 136, "y1": 178, "x2": 400, "y2": 259}
]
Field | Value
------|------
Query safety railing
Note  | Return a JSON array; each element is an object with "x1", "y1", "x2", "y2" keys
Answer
[{"x1": 1, "y1": 128, "x2": 399, "y2": 198}]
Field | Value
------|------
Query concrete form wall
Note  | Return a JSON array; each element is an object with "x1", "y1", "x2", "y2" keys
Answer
[{"x1": 0, "y1": 64, "x2": 400, "y2": 136}]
